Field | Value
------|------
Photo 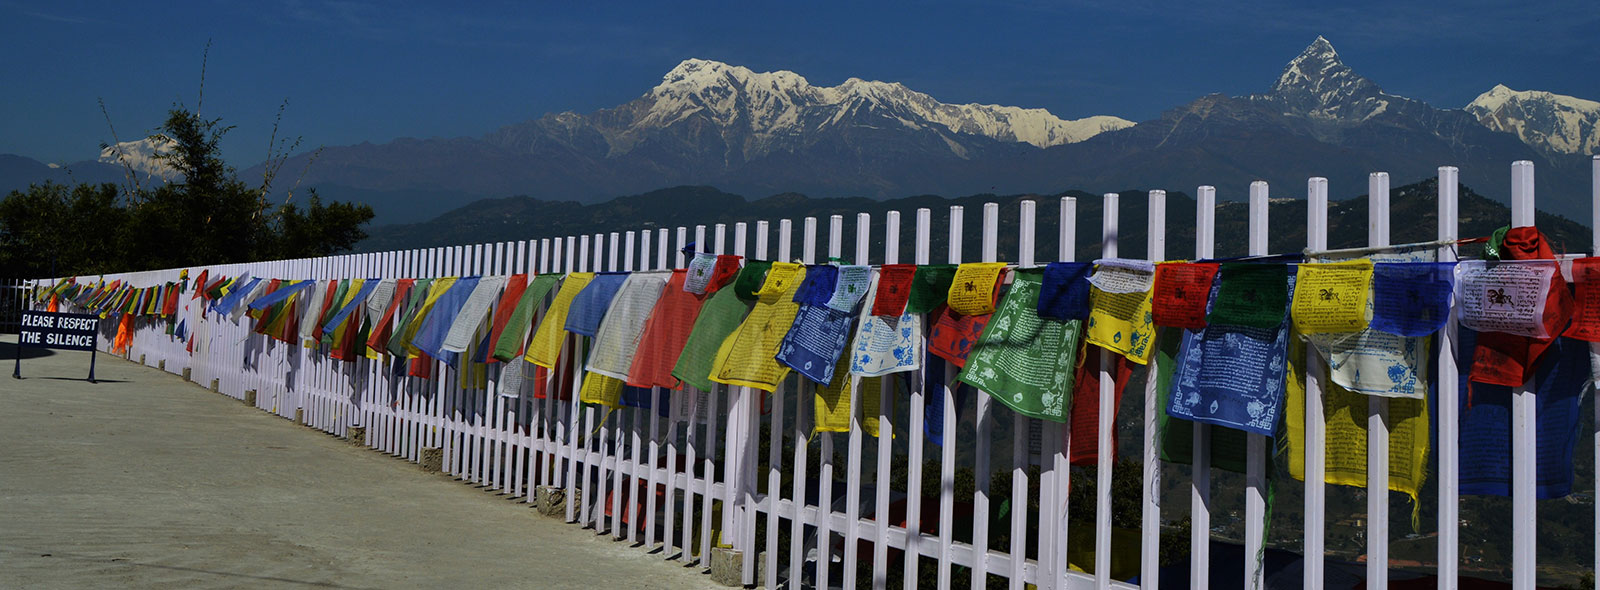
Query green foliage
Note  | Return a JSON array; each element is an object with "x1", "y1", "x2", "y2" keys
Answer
[{"x1": 0, "y1": 107, "x2": 372, "y2": 279}]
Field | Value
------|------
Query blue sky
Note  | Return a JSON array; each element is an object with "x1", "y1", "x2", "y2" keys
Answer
[{"x1": 3, "y1": 0, "x2": 1595, "y2": 165}]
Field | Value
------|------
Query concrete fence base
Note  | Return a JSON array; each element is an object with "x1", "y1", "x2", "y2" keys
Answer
[
  {"x1": 346, "y1": 426, "x2": 366, "y2": 446},
  {"x1": 182, "y1": 368, "x2": 191, "y2": 382},
  {"x1": 294, "y1": 408, "x2": 304, "y2": 425},
  {"x1": 243, "y1": 389, "x2": 257, "y2": 407},
  {"x1": 209, "y1": 378, "x2": 219, "y2": 393},
  {"x1": 157, "y1": 360, "x2": 165, "y2": 371},
  {"x1": 533, "y1": 486, "x2": 565, "y2": 518},
  {"x1": 709, "y1": 547, "x2": 743, "y2": 587},
  {"x1": 419, "y1": 447, "x2": 443, "y2": 473},
  {"x1": 139, "y1": 354, "x2": 145, "y2": 365}
]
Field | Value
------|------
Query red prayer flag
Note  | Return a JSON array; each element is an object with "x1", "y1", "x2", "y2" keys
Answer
[
  {"x1": 706, "y1": 255, "x2": 743, "y2": 294},
  {"x1": 1563, "y1": 257, "x2": 1600, "y2": 341},
  {"x1": 1471, "y1": 226, "x2": 1572, "y2": 386},
  {"x1": 1152, "y1": 262, "x2": 1218, "y2": 329},
  {"x1": 1069, "y1": 346, "x2": 1133, "y2": 465},
  {"x1": 870, "y1": 264, "x2": 917, "y2": 317}
]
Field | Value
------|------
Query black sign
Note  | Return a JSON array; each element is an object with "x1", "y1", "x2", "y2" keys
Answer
[
  {"x1": 18, "y1": 311, "x2": 99, "y2": 351},
  {"x1": 14, "y1": 310, "x2": 99, "y2": 382}
]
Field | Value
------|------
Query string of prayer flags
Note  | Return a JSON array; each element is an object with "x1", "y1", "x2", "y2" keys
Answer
[
  {"x1": 565, "y1": 273, "x2": 629, "y2": 337},
  {"x1": 1068, "y1": 347, "x2": 1132, "y2": 465},
  {"x1": 947, "y1": 262, "x2": 1007, "y2": 315},
  {"x1": 1563, "y1": 258, "x2": 1600, "y2": 341},
  {"x1": 525, "y1": 273, "x2": 594, "y2": 369},
  {"x1": 1290, "y1": 260, "x2": 1372, "y2": 333},
  {"x1": 671, "y1": 285, "x2": 754, "y2": 392},
  {"x1": 1085, "y1": 263, "x2": 1157, "y2": 365},
  {"x1": 684, "y1": 252, "x2": 718, "y2": 294},
  {"x1": 906, "y1": 264, "x2": 958, "y2": 314},
  {"x1": 733, "y1": 260, "x2": 774, "y2": 301},
  {"x1": 1372, "y1": 262, "x2": 1454, "y2": 337},
  {"x1": 1167, "y1": 271, "x2": 1295, "y2": 436},
  {"x1": 710, "y1": 262, "x2": 806, "y2": 392},
  {"x1": 827, "y1": 265, "x2": 872, "y2": 312},
  {"x1": 1208, "y1": 263, "x2": 1289, "y2": 330},
  {"x1": 793, "y1": 264, "x2": 838, "y2": 306},
  {"x1": 493, "y1": 275, "x2": 560, "y2": 362},
  {"x1": 850, "y1": 278, "x2": 924, "y2": 377},
  {"x1": 1152, "y1": 262, "x2": 1218, "y2": 329},
  {"x1": 1457, "y1": 328, "x2": 1588, "y2": 498},
  {"x1": 586, "y1": 273, "x2": 666, "y2": 381},
  {"x1": 628, "y1": 270, "x2": 708, "y2": 389},
  {"x1": 1037, "y1": 261, "x2": 1093, "y2": 321},
  {"x1": 870, "y1": 264, "x2": 916, "y2": 317},
  {"x1": 1456, "y1": 260, "x2": 1563, "y2": 338},
  {"x1": 958, "y1": 268, "x2": 1081, "y2": 422}
]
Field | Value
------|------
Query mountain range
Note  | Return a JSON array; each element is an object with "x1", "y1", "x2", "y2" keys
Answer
[{"x1": 4, "y1": 37, "x2": 1597, "y2": 228}]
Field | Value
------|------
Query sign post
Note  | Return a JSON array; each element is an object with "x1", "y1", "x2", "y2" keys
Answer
[{"x1": 15, "y1": 310, "x2": 100, "y2": 383}]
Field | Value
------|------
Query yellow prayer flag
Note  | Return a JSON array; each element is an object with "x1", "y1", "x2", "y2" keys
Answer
[
  {"x1": 579, "y1": 371, "x2": 625, "y2": 407},
  {"x1": 1085, "y1": 287, "x2": 1157, "y2": 365},
  {"x1": 813, "y1": 355, "x2": 884, "y2": 435},
  {"x1": 1290, "y1": 260, "x2": 1372, "y2": 334},
  {"x1": 526, "y1": 273, "x2": 593, "y2": 369},
  {"x1": 709, "y1": 263, "x2": 805, "y2": 392},
  {"x1": 946, "y1": 262, "x2": 1007, "y2": 315},
  {"x1": 1285, "y1": 327, "x2": 1429, "y2": 528}
]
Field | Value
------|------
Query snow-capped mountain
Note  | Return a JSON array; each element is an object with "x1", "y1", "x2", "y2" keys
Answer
[
  {"x1": 626, "y1": 59, "x2": 1130, "y2": 153},
  {"x1": 98, "y1": 137, "x2": 180, "y2": 180},
  {"x1": 1258, "y1": 36, "x2": 1399, "y2": 121},
  {"x1": 1466, "y1": 84, "x2": 1600, "y2": 156}
]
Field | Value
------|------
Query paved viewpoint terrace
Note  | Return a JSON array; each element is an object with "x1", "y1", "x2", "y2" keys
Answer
[{"x1": 0, "y1": 337, "x2": 711, "y2": 589}]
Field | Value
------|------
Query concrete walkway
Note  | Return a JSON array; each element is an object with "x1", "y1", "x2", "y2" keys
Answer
[{"x1": 0, "y1": 338, "x2": 714, "y2": 589}]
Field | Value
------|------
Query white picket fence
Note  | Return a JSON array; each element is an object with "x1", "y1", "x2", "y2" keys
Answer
[{"x1": 33, "y1": 157, "x2": 1600, "y2": 590}]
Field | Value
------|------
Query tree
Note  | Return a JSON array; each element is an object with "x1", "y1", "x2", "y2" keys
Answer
[{"x1": 0, "y1": 105, "x2": 372, "y2": 279}]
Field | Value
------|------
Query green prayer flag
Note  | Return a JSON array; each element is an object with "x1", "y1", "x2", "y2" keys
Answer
[
  {"x1": 906, "y1": 264, "x2": 958, "y2": 314},
  {"x1": 733, "y1": 260, "x2": 773, "y2": 301},
  {"x1": 387, "y1": 278, "x2": 434, "y2": 357},
  {"x1": 957, "y1": 269, "x2": 1081, "y2": 423},
  {"x1": 671, "y1": 286, "x2": 754, "y2": 391},
  {"x1": 1207, "y1": 263, "x2": 1287, "y2": 330},
  {"x1": 493, "y1": 275, "x2": 561, "y2": 362}
]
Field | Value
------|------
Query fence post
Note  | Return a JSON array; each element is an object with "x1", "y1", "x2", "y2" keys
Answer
[
  {"x1": 1191, "y1": 186, "x2": 1216, "y2": 590},
  {"x1": 1096, "y1": 193, "x2": 1118, "y2": 589},
  {"x1": 1367, "y1": 172, "x2": 1391, "y2": 589},
  {"x1": 1437, "y1": 166, "x2": 1461, "y2": 590},
  {"x1": 1141, "y1": 189, "x2": 1166, "y2": 590},
  {"x1": 1510, "y1": 160, "x2": 1537, "y2": 590},
  {"x1": 1245, "y1": 181, "x2": 1268, "y2": 590},
  {"x1": 1305, "y1": 177, "x2": 1329, "y2": 589}
]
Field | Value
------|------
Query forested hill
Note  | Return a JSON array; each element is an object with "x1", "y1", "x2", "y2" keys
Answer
[{"x1": 356, "y1": 178, "x2": 1592, "y2": 261}]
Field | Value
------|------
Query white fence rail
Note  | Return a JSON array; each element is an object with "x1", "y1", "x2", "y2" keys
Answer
[{"x1": 29, "y1": 157, "x2": 1600, "y2": 590}]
